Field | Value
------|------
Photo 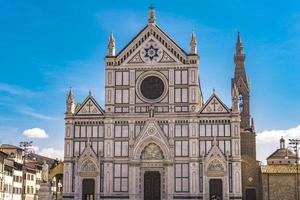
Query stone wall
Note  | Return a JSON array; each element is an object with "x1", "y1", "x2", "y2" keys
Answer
[{"x1": 262, "y1": 173, "x2": 298, "y2": 200}]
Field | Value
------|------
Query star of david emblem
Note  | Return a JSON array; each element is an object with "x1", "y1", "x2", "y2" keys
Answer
[{"x1": 144, "y1": 45, "x2": 159, "y2": 61}]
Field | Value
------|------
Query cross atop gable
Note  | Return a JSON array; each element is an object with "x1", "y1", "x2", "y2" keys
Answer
[
  {"x1": 75, "y1": 93, "x2": 105, "y2": 115},
  {"x1": 200, "y1": 92, "x2": 230, "y2": 114}
]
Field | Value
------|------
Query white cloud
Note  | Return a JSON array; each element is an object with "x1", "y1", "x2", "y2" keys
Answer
[
  {"x1": 257, "y1": 124, "x2": 300, "y2": 164},
  {"x1": 23, "y1": 128, "x2": 48, "y2": 138},
  {"x1": 33, "y1": 146, "x2": 64, "y2": 160}
]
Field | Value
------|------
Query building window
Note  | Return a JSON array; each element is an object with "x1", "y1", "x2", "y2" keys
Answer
[
  {"x1": 114, "y1": 141, "x2": 128, "y2": 157},
  {"x1": 174, "y1": 88, "x2": 188, "y2": 103},
  {"x1": 175, "y1": 163, "x2": 189, "y2": 192},
  {"x1": 114, "y1": 125, "x2": 129, "y2": 138},
  {"x1": 175, "y1": 124, "x2": 189, "y2": 137},
  {"x1": 238, "y1": 94, "x2": 244, "y2": 112},
  {"x1": 175, "y1": 141, "x2": 189, "y2": 157},
  {"x1": 174, "y1": 70, "x2": 188, "y2": 85},
  {"x1": 113, "y1": 164, "x2": 128, "y2": 192},
  {"x1": 115, "y1": 71, "x2": 129, "y2": 86},
  {"x1": 115, "y1": 89, "x2": 129, "y2": 104}
]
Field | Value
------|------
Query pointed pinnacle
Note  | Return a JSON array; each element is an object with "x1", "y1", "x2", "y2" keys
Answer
[
  {"x1": 109, "y1": 32, "x2": 114, "y2": 40},
  {"x1": 191, "y1": 31, "x2": 196, "y2": 40},
  {"x1": 236, "y1": 31, "x2": 244, "y2": 54},
  {"x1": 67, "y1": 87, "x2": 74, "y2": 100},
  {"x1": 237, "y1": 31, "x2": 241, "y2": 44}
]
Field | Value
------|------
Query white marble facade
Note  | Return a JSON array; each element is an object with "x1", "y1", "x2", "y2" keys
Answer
[{"x1": 63, "y1": 8, "x2": 242, "y2": 200}]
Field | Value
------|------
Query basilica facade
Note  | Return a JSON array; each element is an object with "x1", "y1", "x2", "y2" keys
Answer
[{"x1": 63, "y1": 8, "x2": 257, "y2": 200}]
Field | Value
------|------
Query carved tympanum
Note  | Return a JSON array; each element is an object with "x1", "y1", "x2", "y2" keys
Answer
[
  {"x1": 81, "y1": 160, "x2": 96, "y2": 172},
  {"x1": 141, "y1": 143, "x2": 164, "y2": 160},
  {"x1": 207, "y1": 159, "x2": 225, "y2": 172}
]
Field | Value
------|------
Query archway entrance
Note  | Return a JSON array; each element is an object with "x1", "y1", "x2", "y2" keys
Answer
[
  {"x1": 144, "y1": 171, "x2": 161, "y2": 200},
  {"x1": 82, "y1": 179, "x2": 95, "y2": 200},
  {"x1": 209, "y1": 179, "x2": 223, "y2": 200}
]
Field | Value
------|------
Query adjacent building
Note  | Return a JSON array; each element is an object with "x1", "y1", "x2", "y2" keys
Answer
[
  {"x1": 3, "y1": 158, "x2": 14, "y2": 200},
  {"x1": 0, "y1": 144, "x2": 24, "y2": 200},
  {"x1": 0, "y1": 144, "x2": 63, "y2": 200},
  {"x1": 0, "y1": 151, "x2": 8, "y2": 199},
  {"x1": 261, "y1": 137, "x2": 299, "y2": 200}
]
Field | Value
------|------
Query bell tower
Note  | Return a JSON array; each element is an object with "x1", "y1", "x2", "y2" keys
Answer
[{"x1": 232, "y1": 32, "x2": 250, "y2": 129}]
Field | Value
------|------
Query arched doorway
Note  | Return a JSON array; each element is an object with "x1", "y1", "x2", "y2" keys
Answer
[
  {"x1": 82, "y1": 179, "x2": 95, "y2": 200},
  {"x1": 209, "y1": 179, "x2": 223, "y2": 200},
  {"x1": 144, "y1": 171, "x2": 161, "y2": 200}
]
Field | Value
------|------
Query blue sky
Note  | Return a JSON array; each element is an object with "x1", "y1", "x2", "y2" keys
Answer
[{"x1": 0, "y1": 0, "x2": 299, "y2": 161}]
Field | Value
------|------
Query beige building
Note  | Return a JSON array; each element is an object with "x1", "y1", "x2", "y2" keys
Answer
[
  {"x1": 3, "y1": 158, "x2": 14, "y2": 200},
  {"x1": 0, "y1": 144, "x2": 63, "y2": 200},
  {"x1": 261, "y1": 137, "x2": 299, "y2": 200},
  {"x1": 61, "y1": 7, "x2": 263, "y2": 200},
  {"x1": 0, "y1": 151, "x2": 8, "y2": 199},
  {"x1": 0, "y1": 144, "x2": 24, "y2": 200}
]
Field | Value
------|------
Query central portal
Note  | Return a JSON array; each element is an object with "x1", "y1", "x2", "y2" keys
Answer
[
  {"x1": 144, "y1": 171, "x2": 161, "y2": 200},
  {"x1": 82, "y1": 179, "x2": 95, "y2": 200}
]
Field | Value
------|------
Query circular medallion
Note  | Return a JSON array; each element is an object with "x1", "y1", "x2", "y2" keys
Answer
[
  {"x1": 140, "y1": 41, "x2": 163, "y2": 63},
  {"x1": 140, "y1": 76, "x2": 164, "y2": 100}
]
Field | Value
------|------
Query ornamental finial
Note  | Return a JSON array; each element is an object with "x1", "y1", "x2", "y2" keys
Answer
[
  {"x1": 190, "y1": 31, "x2": 197, "y2": 54},
  {"x1": 108, "y1": 33, "x2": 115, "y2": 56},
  {"x1": 148, "y1": 5, "x2": 156, "y2": 24}
]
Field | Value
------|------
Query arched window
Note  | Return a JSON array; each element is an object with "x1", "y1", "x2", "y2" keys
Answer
[{"x1": 238, "y1": 94, "x2": 244, "y2": 112}]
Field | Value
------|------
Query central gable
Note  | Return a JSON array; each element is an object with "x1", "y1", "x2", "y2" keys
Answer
[{"x1": 116, "y1": 24, "x2": 188, "y2": 66}]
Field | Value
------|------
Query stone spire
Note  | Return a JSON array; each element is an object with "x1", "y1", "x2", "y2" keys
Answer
[
  {"x1": 232, "y1": 31, "x2": 250, "y2": 129},
  {"x1": 148, "y1": 5, "x2": 156, "y2": 24},
  {"x1": 234, "y1": 31, "x2": 247, "y2": 83},
  {"x1": 66, "y1": 88, "x2": 74, "y2": 114},
  {"x1": 232, "y1": 83, "x2": 239, "y2": 113},
  {"x1": 190, "y1": 32, "x2": 197, "y2": 54},
  {"x1": 108, "y1": 33, "x2": 115, "y2": 56}
]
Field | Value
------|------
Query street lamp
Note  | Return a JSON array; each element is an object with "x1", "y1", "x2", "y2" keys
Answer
[
  {"x1": 289, "y1": 139, "x2": 300, "y2": 200},
  {"x1": 19, "y1": 141, "x2": 34, "y2": 200}
]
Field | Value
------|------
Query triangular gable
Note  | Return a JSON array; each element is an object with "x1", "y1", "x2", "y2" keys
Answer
[
  {"x1": 123, "y1": 36, "x2": 182, "y2": 65},
  {"x1": 134, "y1": 120, "x2": 170, "y2": 147},
  {"x1": 132, "y1": 119, "x2": 171, "y2": 160},
  {"x1": 205, "y1": 140, "x2": 227, "y2": 175},
  {"x1": 79, "y1": 142, "x2": 98, "y2": 161},
  {"x1": 76, "y1": 94, "x2": 105, "y2": 115},
  {"x1": 200, "y1": 93, "x2": 230, "y2": 114},
  {"x1": 206, "y1": 138, "x2": 227, "y2": 158},
  {"x1": 115, "y1": 24, "x2": 188, "y2": 66}
]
